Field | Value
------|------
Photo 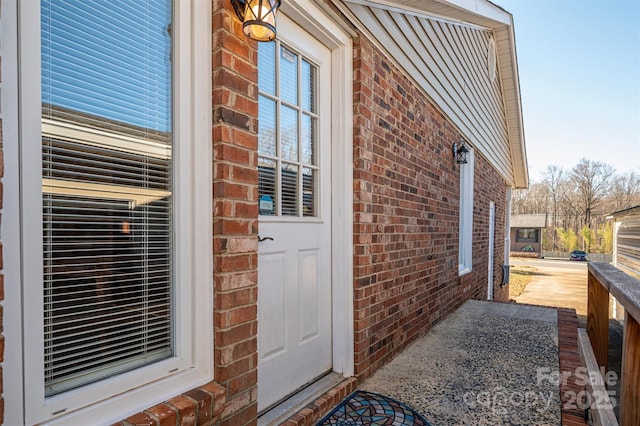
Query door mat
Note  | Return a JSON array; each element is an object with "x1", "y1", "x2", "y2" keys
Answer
[{"x1": 317, "y1": 390, "x2": 431, "y2": 425}]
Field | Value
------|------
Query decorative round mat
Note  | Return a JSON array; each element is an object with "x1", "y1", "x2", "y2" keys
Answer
[{"x1": 317, "y1": 390, "x2": 431, "y2": 425}]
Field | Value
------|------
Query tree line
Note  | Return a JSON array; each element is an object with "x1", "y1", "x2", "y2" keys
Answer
[{"x1": 512, "y1": 158, "x2": 640, "y2": 253}]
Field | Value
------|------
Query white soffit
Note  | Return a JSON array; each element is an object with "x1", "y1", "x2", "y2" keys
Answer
[{"x1": 343, "y1": 0, "x2": 512, "y2": 29}]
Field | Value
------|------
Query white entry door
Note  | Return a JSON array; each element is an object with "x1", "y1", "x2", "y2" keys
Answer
[{"x1": 257, "y1": 15, "x2": 333, "y2": 412}]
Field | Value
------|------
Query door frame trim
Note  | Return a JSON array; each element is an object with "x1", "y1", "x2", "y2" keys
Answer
[{"x1": 279, "y1": 0, "x2": 355, "y2": 378}]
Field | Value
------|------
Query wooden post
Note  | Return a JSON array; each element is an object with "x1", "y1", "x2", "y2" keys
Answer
[
  {"x1": 620, "y1": 312, "x2": 640, "y2": 426},
  {"x1": 587, "y1": 270, "x2": 609, "y2": 372}
]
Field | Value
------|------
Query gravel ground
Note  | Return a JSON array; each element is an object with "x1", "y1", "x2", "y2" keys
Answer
[{"x1": 360, "y1": 300, "x2": 561, "y2": 426}]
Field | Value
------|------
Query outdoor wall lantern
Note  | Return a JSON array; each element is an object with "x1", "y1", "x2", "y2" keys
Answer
[
  {"x1": 231, "y1": 0, "x2": 281, "y2": 42},
  {"x1": 453, "y1": 141, "x2": 469, "y2": 165}
]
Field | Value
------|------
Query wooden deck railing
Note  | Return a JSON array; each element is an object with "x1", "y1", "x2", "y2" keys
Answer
[{"x1": 587, "y1": 262, "x2": 640, "y2": 426}]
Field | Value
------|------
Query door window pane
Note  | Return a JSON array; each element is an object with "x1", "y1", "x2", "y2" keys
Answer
[
  {"x1": 301, "y1": 114, "x2": 315, "y2": 164},
  {"x1": 281, "y1": 106, "x2": 298, "y2": 161},
  {"x1": 281, "y1": 163, "x2": 299, "y2": 216},
  {"x1": 301, "y1": 59, "x2": 315, "y2": 113},
  {"x1": 280, "y1": 46, "x2": 298, "y2": 105},
  {"x1": 258, "y1": 41, "x2": 276, "y2": 96},
  {"x1": 258, "y1": 41, "x2": 318, "y2": 218},
  {"x1": 302, "y1": 167, "x2": 316, "y2": 217},
  {"x1": 258, "y1": 158, "x2": 277, "y2": 216},
  {"x1": 258, "y1": 96, "x2": 277, "y2": 157}
]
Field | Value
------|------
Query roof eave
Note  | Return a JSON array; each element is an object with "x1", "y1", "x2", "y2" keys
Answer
[
  {"x1": 340, "y1": 0, "x2": 529, "y2": 189},
  {"x1": 607, "y1": 205, "x2": 640, "y2": 219},
  {"x1": 497, "y1": 19, "x2": 529, "y2": 189}
]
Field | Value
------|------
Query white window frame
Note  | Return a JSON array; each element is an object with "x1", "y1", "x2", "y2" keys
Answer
[
  {"x1": 2, "y1": 0, "x2": 213, "y2": 424},
  {"x1": 458, "y1": 148, "x2": 474, "y2": 275}
]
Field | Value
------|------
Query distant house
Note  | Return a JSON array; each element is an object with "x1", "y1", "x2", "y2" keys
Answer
[
  {"x1": 608, "y1": 205, "x2": 640, "y2": 278},
  {"x1": 511, "y1": 214, "x2": 547, "y2": 255}
]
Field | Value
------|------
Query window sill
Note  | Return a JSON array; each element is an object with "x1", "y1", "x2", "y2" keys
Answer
[{"x1": 458, "y1": 266, "x2": 472, "y2": 277}]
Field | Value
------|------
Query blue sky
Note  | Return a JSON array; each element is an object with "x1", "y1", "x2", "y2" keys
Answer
[{"x1": 494, "y1": 0, "x2": 640, "y2": 182}]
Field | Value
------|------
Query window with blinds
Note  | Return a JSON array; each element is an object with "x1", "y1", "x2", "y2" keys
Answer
[
  {"x1": 41, "y1": 0, "x2": 174, "y2": 396},
  {"x1": 258, "y1": 41, "x2": 318, "y2": 217}
]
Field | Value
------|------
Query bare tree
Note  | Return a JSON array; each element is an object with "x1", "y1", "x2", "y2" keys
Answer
[
  {"x1": 511, "y1": 159, "x2": 632, "y2": 253},
  {"x1": 511, "y1": 188, "x2": 529, "y2": 215},
  {"x1": 569, "y1": 158, "x2": 615, "y2": 227},
  {"x1": 609, "y1": 170, "x2": 640, "y2": 211},
  {"x1": 511, "y1": 183, "x2": 548, "y2": 214},
  {"x1": 558, "y1": 188, "x2": 581, "y2": 233},
  {"x1": 542, "y1": 165, "x2": 565, "y2": 248}
]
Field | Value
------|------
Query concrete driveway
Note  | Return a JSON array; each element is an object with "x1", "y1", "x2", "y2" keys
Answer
[{"x1": 511, "y1": 258, "x2": 588, "y2": 317}]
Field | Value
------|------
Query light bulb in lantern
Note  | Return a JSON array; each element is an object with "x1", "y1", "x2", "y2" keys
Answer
[{"x1": 242, "y1": 0, "x2": 279, "y2": 42}]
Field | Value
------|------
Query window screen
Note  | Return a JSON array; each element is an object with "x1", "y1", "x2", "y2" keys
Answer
[
  {"x1": 258, "y1": 41, "x2": 318, "y2": 217},
  {"x1": 41, "y1": 0, "x2": 173, "y2": 396}
]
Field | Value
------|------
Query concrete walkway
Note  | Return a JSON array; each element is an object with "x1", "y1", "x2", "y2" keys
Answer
[{"x1": 360, "y1": 300, "x2": 562, "y2": 425}]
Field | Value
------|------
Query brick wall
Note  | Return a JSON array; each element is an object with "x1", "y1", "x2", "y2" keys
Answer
[
  {"x1": 472, "y1": 152, "x2": 509, "y2": 303},
  {"x1": 211, "y1": 1, "x2": 260, "y2": 424},
  {"x1": 352, "y1": 35, "x2": 509, "y2": 380}
]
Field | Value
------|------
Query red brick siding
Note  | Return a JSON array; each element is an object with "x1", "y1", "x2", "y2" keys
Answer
[
  {"x1": 557, "y1": 308, "x2": 588, "y2": 425},
  {"x1": 352, "y1": 35, "x2": 509, "y2": 380},
  {"x1": 212, "y1": 1, "x2": 260, "y2": 425},
  {"x1": 472, "y1": 151, "x2": 509, "y2": 303},
  {"x1": 112, "y1": 382, "x2": 227, "y2": 426}
]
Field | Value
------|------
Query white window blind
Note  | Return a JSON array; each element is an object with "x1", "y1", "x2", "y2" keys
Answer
[{"x1": 41, "y1": 0, "x2": 174, "y2": 396}]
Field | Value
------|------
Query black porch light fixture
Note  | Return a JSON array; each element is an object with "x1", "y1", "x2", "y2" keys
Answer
[
  {"x1": 453, "y1": 140, "x2": 469, "y2": 164},
  {"x1": 231, "y1": 0, "x2": 281, "y2": 42}
]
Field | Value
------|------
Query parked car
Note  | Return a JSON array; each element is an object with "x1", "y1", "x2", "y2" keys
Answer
[{"x1": 570, "y1": 250, "x2": 587, "y2": 261}]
